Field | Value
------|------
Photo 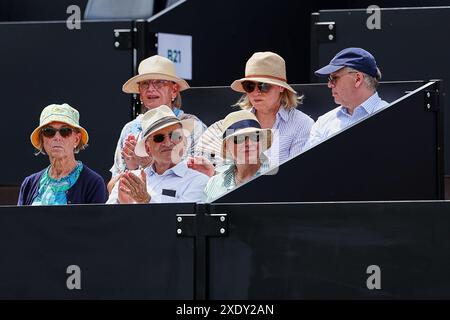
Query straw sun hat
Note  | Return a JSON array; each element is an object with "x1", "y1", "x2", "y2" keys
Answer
[
  {"x1": 134, "y1": 105, "x2": 194, "y2": 157},
  {"x1": 231, "y1": 51, "x2": 296, "y2": 94},
  {"x1": 30, "y1": 103, "x2": 89, "y2": 150},
  {"x1": 122, "y1": 55, "x2": 190, "y2": 94},
  {"x1": 221, "y1": 110, "x2": 272, "y2": 159}
]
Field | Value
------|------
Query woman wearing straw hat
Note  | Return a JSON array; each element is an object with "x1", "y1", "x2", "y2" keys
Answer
[
  {"x1": 18, "y1": 103, "x2": 108, "y2": 205},
  {"x1": 203, "y1": 110, "x2": 272, "y2": 202},
  {"x1": 108, "y1": 55, "x2": 206, "y2": 192},
  {"x1": 231, "y1": 51, "x2": 314, "y2": 166},
  {"x1": 107, "y1": 105, "x2": 209, "y2": 204}
]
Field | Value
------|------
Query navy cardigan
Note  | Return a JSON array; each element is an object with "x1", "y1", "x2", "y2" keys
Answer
[{"x1": 18, "y1": 164, "x2": 108, "y2": 205}]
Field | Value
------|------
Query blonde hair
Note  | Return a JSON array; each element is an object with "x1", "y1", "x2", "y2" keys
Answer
[{"x1": 233, "y1": 88, "x2": 303, "y2": 111}]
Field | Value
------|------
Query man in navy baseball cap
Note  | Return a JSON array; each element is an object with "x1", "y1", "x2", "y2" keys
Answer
[
  {"x1": 315, "y1": 47, "x2": 379, "y2": 78},
  {"x1": 307, "y1": 47, "x2": 389, "y2": 147}
]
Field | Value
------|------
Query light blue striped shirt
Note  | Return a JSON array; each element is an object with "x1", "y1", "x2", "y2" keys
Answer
[
  {"x1": 107, "y1": 160, "x2": 209, "y2": 204},
  {"x1": 307, "y1": 92, "x2": 389, "y2": 147},
  {"x1": 251, "y1": 106, "x2": 314, "y2": 166}
]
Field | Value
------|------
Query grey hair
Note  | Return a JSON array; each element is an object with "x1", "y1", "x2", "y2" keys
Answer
[{"x1": 346, "y1": 66, "x2": 382, "y2": 91}]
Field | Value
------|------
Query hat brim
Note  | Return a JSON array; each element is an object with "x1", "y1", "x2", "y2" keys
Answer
[
  {"x1": 134, "y1": 118, "x2": 195, "y2": 157},
  {"x1": 314, "y1": 64, "x2": 345, "y2": 77},
  {"x1": 30, "y1": 119, "x2": 89, "y2": 150},
  {"x1": 231, "y1": 77, "x2": 296, "y2": 94},
  {"x1": 122, "y1": 73, "x2": 190, "y2": 94},
  {"x1": 221, "y1": 127, "x2": 272, "y2": 159}
]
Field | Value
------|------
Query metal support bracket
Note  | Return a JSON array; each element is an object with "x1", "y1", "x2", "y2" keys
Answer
[
  {"x1": 176, "y1": 213, "x2": 228, "y2": 237},
  {"x1": 314, "y1": 21, "x2": 336, "y2": 43},
  {"x1": 424, "y1": 90, "x2": 439, "y2": 112},
  {"x1": 113, "y1": 29, "x2": 132, "y2": 50}
]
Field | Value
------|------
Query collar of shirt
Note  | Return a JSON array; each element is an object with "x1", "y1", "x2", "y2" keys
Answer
[
  {"x1": 221, "y1": 155, "x2": 271, "y2": 190},
  {"x1": 173, "y1": 107, "x2": 185, "y2": 119},
  {"x1": 145, "y1": 160, "x2": 189, "y2": 178},
  {"x1": 250, "y1": 106, "x2": 289, "y2": 128},
  {"x1": 338, "y1": 92, "x2": 381, "y2": 117}
]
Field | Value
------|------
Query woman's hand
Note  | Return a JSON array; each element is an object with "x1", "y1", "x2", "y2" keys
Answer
[
  {"x1": 187, "y1": 156, "x2": 215, "y2": 177},
  {"x1": 122, "y1": 134, "x2": 153, "y2": 170},
  {"x1": 118, "y1": 170, "x2": 151, "y2": 204}
]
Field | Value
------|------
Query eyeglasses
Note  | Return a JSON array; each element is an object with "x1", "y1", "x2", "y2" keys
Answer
[
  {"x1": 327, "y1": 71, "x2": 358, "y2": 85},
  {"x1": 233, "y1": 133, "x2": 260, "y2": 144},
  {"x1": 241, "y1": 81, "x2": 272, "y2": 93},
  {"x1": 41, "y1": 126, "x2": 73, "y2": 138},
  {"x1": 152, "y1": 130, "x2": 183, "y2": 143},
  {"x1": 138, "y1": 80, "x2": 172, "y2": 90}
]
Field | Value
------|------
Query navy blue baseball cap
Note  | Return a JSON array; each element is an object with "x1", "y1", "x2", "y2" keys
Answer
[{"x1": 315, "y1": 47, "x2": 378, "y2": 77}]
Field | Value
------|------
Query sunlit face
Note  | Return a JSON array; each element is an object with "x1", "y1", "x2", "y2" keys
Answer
[
  {"x1": 226, "y1": 132, "x2": 261, "y2": 165},
  {"x1": 41, "y1": 122, "x2": 81, "y2": 160},
  {"x1": 138, "y1": 79, "x2": 179, "y2": 110},
  {"x1": 327, "y1": 68, "x2": 361, "y2": 106},
  {"x1": 246, "y1": 82, "x2": 284, "y2": 113},
  {"x1": 145, "y1": 123, "x2": 186, "y2": 166}
]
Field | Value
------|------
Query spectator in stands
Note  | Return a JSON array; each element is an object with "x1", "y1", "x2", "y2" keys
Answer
[
  {"x1": 107, "y1": 105, "x2": 209, "y2": 204},
  {"x1": 307, "y1": 47, "x2": 389, "y2": 146},
  {"x1": 18, "y1": 103, "x2": 108, "y2": 205},
  {"x1": 231, "y1": 51, "x2": 314, "y2": 166},
  {"x1": 203, "y1": 110, "x2": 272, "y2": 202},
  {"x1": 108, "y1": 55, "x2": 206, "y2": 192}
]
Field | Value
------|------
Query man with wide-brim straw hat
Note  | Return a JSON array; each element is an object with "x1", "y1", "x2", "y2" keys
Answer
[
  {"x1": 202, "y1": 110, "x2": 273, "y2": 203},
  {"x1": 108, "y1": 55, "x2": 206, "y2": 193},
  {"x1": 18, "y1": 103, "x2": 108, "y2": 205},
  {"x1": 107, "y1": 105, "x2": 209, "y2": 204},
  {"x1": 231, "y1": 51, "x2": 314, "y2": 166}
]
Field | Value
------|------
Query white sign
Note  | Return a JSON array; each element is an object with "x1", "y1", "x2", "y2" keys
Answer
[{"x1": 157, "y1": 33, "x2": 192, "y2": 80}]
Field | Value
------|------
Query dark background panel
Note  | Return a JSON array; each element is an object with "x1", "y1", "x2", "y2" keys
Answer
[
  {"x1": 208, "y1": 202, "x2": 450, "y2": 299},
  {"x1": 183, "y1": 81, "x2": 422, "y2": 127},
  {"x1": 0, "y1": 21, "x2": 133, "y2": 185},
  {"x1": 216, "y1": 82, "x2": 442, "y2": 203},
  {"x1": 0, "y1": 203, "x2": 195, "y2": 299}
]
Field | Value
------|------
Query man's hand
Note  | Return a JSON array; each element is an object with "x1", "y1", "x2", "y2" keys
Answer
[
  {"x1": 118, "y1": 170, "x2": 151, "y2": 204},
  {"x1": 122, "y1": 135, "x2": 153, "y2": 170},
  {"x1": 187, "y1": 156, "x2": 215, "y2": 177}
]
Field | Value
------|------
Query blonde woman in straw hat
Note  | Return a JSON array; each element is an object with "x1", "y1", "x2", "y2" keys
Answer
[
  {"x1": 203, "y1": 110, "x2": 272, "y2": 202},
  {"x1": 108, "y1": 55, "x2": 206, "y2": 192},
  {"x1": 231, "y1": 51, "x2": 314, "y2": 166},
  {"x1": 18, "y1": 103, "x2": 108, "y2": 205},
  {"x1": 107, "y1": 105, "x2": 209, "y2": 204}
]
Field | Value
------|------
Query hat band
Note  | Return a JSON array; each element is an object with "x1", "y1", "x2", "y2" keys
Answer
[
  {"x1": 244, "y1": 74, "x2": 287, "y2": 82},
  {"x1": 223, "y1": 119, "x2": 261, "y2": 139},
  {"x1": 142, "y1": 116, "x2": 180, "y2": 138}
]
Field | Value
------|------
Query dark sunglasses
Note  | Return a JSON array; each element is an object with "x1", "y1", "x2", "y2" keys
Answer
[
  {"x1": 41, "y1": 127, "x2": 73, "y2": 138},
  {"x1": 233, "y1": 133, "x2": 260, "y2": 144},
  {"x1": 241, "y1": 81, "x2": 272, "y2": 93},
  {"x1": 152, "y1": 131, "x2": 183, "y2": 143}
]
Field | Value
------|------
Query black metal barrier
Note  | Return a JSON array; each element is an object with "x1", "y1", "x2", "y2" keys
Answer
[
  {"x1": 0, "y1": 20, "x2": 132, "y2": 185},
  {"x1": 0, "y1": 203, "x2": 195, "y2": 299},
  {"x1": 311, "y1": 6, "x2": 450, "y2": 174},
  {"x1": 2, "y1": 200, "x2": 450, "y2": 299},
  {"x1": 216, "y1": 80, "x2": 444, "y2": 203},
  {"x1": 207, "y1": 201, "x2": 450, "y2": 299}
]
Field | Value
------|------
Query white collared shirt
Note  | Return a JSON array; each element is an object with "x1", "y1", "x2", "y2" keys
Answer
[
  {"x1": 307, "y1": 92, "x2": 389, "y2": 147},
  {"x1": 107, "y1": 161, "x2": 209, "y2": 204}
]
